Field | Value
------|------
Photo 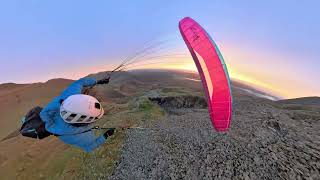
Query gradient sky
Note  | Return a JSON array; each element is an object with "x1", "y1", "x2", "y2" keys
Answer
[{"x1": 0, "y1": 0, "x2": 319, "y2": 98}]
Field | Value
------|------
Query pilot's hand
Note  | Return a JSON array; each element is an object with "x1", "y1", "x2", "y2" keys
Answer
[
  {"x1": 97, "y1": 77, "x2": 110, "y2": 84},
  {"x1": 103, "y1": 128, "x2": 115, "y2": 138}
]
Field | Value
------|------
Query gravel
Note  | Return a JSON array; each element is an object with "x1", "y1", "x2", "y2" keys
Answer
[{"x1": 110, "y1": 96, "x2": 320, "y2": 180}]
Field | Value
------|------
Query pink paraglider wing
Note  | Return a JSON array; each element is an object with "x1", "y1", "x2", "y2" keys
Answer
[{"x1": 179, "y1": 17, "x2": 232, "y2": 131}]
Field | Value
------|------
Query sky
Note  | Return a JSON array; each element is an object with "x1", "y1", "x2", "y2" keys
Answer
[{"x1": 0, "y1": 0, "x2": 319, "y2": 98}]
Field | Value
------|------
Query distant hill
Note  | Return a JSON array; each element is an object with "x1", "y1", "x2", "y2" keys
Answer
[
  {"x1": 231, "y1": 80, "x2": 280, "y2": 101},
  {"x1": 127, "y1": 69, "x2": 280, "y2": 100},
  {"x1": 278, "y1": 96, "x2": 320, "y2": 106}
]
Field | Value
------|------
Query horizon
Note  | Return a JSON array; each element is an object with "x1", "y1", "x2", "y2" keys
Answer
[
  {"x1": 1, "y1": 1, "x2": 319, "y2": 99},
  {"x1": 0, "y1": 68, "x2": 299, "y2": 100}
]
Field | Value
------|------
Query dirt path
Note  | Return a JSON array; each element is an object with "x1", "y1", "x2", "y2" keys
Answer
[{"x1": 110, "y1": 98, "x2": 320, "y2": 179}]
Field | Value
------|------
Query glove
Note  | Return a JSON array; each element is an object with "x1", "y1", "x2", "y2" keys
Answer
[
  {"x1": 103, "y1": 128, "x2": 115, "y2": 138},
  {"x1": 97, "y1": 77, "x2": 110, "y2": 84}
]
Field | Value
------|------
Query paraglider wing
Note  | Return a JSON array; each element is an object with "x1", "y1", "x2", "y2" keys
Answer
[{"x1": 179, "y1": 17, "x2": 232, "y2": 131}]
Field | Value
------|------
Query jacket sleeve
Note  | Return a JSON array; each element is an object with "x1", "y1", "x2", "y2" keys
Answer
[
  {"x1": 84, "y1": 134, "x2": 107, "y2": 152},
  {"x1": 60, "y1": 78, "x2": 97, "y2": 99},
  {"x1": 58, "y1": 130, "x2": 107, "y2": 152},
  {"x1": 40, "y1": 97, "x2": 60, "y2": 127}
]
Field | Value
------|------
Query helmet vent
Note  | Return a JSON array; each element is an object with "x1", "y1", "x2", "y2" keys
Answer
[
  {"x1": 86, "y1": 117, "x2": 94, "y2": 122},
  {"x1": 95, "y1": 103, "x2": 101, "y2": 109},
  {"x1": 61, "y1": 111, "x2": 67, "y2": 116},
  {"x1": 66, "y1": 116, "x2": 73, "y2": 121},
  {"x1": 76, "y1": 115, "x2": 87, "y2": 122},
  {"x1": 66, "y1": 113, "x2": 77, "y2": 121}
]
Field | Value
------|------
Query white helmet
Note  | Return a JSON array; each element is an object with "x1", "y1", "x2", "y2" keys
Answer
[{"x1": 60, "y1": 94, "x2": 104, "y2": 124}]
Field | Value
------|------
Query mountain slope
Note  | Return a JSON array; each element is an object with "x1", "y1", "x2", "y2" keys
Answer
[{"x1": 1, "y1": 69, "x2": 318, "y2": 179}]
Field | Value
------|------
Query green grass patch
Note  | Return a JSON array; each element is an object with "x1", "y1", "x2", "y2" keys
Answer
[
  {"x1": 128, "y1": 96, "x2": 165, "y2": 120},
  {"x1": 75, "y1": 130, "x2": 126, "y2": 180},
  {"x1": 45, "y1": 149, "x2": 78, "y2": 180}
]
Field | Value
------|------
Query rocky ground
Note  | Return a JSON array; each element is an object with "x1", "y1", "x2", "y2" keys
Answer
[{"x1": 110, "y1": 94, "x2": 320, "y2": 179}]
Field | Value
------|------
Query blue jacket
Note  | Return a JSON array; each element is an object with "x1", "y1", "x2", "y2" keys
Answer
[{"x1": 40, "y1": 78, "x2": 106, "y2": 152}]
